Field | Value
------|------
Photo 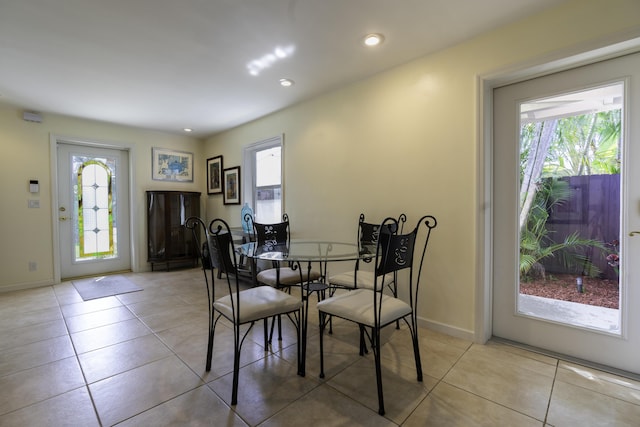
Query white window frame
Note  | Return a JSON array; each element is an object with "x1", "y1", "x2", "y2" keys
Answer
[{"x1": 242, "y1": 134, "x2": 284, "y2": 222}]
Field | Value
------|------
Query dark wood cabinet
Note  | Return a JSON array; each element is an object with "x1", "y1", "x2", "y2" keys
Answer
[{"x1": 147, "y1": 191, "x2": 201, "y2": 271}]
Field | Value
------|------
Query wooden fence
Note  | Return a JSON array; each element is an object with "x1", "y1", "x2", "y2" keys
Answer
[{"x1": 542, "y1": 174, "x2": 619, "y2": 280}]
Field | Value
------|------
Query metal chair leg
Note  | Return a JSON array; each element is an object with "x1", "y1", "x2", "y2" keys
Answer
[
  {"x1": 412, "y1": 327, "x2": 423, "y2": 381},
  {"x1": 205, "y1": 328, "x2": 214, "y2": 371},
  {"x1": 359, "y1": 325, "x2": 369, "y2": 355},
  {"x1": 268, "y1": 314, "x2": 284, "y2": 343},
  {"x1": 373, "y1": 328, "x2": 385, "y2": 416},
  {"x1": 319, "y1": 311, "x2": 326, "y2": 378},
  {"x1": 263, "y1": 318, "x2": 269, "y2": 348},
  {"x1": 231, "y1": 333, "x2": 240, "y2": 405}
]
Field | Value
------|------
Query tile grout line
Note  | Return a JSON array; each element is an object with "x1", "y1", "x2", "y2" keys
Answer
[
  {"x1": 56, "y1": 287, "x2": 104, "y2": 427},
  {"x1": 438, "y1": 342, "x2": 552, "y2": 424},
  {"x1": 544, "y1": 359, "x2": 560, "y2": 426}
]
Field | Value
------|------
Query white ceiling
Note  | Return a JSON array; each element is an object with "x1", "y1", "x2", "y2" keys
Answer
[{"x1": 0, "y1": 0, "x2": 566, "y2": 137}]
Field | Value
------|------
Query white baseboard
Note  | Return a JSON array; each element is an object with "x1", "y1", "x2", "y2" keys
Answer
[
  {"x1": 0, "y1": 279, "x2": 55, "y2": 293},
  {"x1": 418, "y1": 316, "x2": 476, "y2": 342}
]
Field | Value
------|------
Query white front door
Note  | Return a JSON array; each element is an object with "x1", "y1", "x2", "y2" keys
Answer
[
  {"x1": 492, "y1": 53, "x2": 640, "y2": 374},
  {"x1": 57, "y1": 142, "x2": 131, "y2": 279}
]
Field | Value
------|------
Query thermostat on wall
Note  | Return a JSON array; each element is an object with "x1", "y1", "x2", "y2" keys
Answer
[{"x1": 29, "y1": 179, "x2": 39, "y2": 193}]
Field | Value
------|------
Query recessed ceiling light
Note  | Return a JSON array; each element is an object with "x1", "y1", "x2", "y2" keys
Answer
[
  {"x1": 183, "y1": 128, "x2": 193, "y2": 132},
  {"x1": 363, "y1": 33, "x2": 384, "y2": 47},
  {"x1": 279, "y1": 78, "x2": 294, "y2": 87}
]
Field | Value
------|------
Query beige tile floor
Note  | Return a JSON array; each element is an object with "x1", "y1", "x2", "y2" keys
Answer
[{"x1": 1, "y1": 268, "x2": 640, "y2": 426}]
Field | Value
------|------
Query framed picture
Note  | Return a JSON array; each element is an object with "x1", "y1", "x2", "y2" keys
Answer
[
  {"x1": 152, "y1": 147, "x2": 194, "y2": 182},
  {"x1": 223, "y1": 166, "x2": 241, "y2": 205},
  {"x1": 206, "y1": 155, "x2": 223, "y2": 194}
]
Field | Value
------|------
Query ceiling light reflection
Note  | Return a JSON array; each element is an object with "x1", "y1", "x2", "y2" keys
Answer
[{"x1": 247, "y1": 45, "x2": 296, "y2": 76}]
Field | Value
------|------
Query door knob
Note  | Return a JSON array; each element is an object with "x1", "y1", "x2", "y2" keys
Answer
[
  {"x1": 59, "y1": 217, "x2": 69, "y2": 221},
  {"x1": 629, "y1": 231, "x2": 640, "y2": 236}
]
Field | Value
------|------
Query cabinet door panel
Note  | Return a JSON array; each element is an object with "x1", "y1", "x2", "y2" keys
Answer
[{"x1": 147, "y1": 191, "x2": 200, "y2": 269}]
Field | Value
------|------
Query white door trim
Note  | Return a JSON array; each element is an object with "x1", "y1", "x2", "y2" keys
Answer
[
  {"x1": 477, "y1": 35, "x2": 640, "y2": 343},
  {"x1": 49, "y1": 134, "x2": 138, "y2": 283}
]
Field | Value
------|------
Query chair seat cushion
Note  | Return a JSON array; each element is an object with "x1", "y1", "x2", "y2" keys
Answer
[
  {"x1": 328, "y1": 270, "x2": 393, "y2": 290},
  {"x1": 317, "y1": 288, "x2": 411, "y2": 327},
  {"x1": 257, "y1": 267, "x2": 321, "y2": 287},
  {"x1": 213, "y1": 286, "x2": 301, "y2": 324}
]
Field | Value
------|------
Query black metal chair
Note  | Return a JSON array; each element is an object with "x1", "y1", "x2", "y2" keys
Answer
[
  {"x1": 317, "y1": 215, "x2": 437, "y2": 415},
  {"x1": 328, "y1": 213, "x2": 406, "y2": 340},
  {"x1": 244, "y1": 213, "x2": 321, "y2": 342},
  {"x1": 327, "y1": 213, "x2": 406, "y2": 297},
  {"x1": 244, "y1": 213, "x2": 321, "y2": 285},
  {"x1": 185, "y1": 216, "x2": 302, "y2": 405}
]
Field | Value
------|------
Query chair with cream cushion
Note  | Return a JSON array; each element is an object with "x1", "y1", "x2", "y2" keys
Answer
[
  {"x1": 317, "y1": 215, "x2": 437, "y2": 415},
  {"x1": 245, "y1": 213, "x2": 321, "y2": 341},
  {"x1": 328, "y1": 213, "x2": 406, "y2": 338},
  {"x1": 186, "y1": 216, "x2": 302, "y2": 405},
  {"x1": 328, "y1": 213, "x2": 406, "y2": 296}
]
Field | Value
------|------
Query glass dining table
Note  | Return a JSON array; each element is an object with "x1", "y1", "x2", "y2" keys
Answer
[{"x1": 236, "y1": 240, "x2": 369, "y2": 376}]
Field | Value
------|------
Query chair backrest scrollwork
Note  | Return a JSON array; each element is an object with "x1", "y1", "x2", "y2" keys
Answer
[
  {"x1": 357, "y1": 213, "x2": 407, "y2": 258},
  {"x1": 248, "y1": 213, "x2": 291, "y2": 251},
  {"x1": 373, "y1": 215, "x2": 437, "y2": 316}
]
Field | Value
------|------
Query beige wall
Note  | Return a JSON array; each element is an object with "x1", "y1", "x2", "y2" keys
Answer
[
  {"x1": 1, "y1": 0, "x2": 639, "y2": 339},
  {"x1": 0, "y1": 105, "x2": 203, "y2": 290},
  {"x1": 203, "y1": 0, "x2": 640, "y2": 338}
]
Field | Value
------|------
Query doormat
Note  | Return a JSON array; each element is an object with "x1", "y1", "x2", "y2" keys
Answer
[{"x1": 72, "y1": 275, "x2": 143, "y2": 301}]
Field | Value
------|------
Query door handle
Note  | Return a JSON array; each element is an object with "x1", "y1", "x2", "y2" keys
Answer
[{"x1": 629, "y1": 231, "x2": 640, "y2": 236}]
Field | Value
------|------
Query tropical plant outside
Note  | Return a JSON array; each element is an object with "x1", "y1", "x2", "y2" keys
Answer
[
  {"x1": 519, "y1": 177, "x2": 606, "y2": 280},
  {"x1": 519, "y1": 105, "x2": 621, "y2": 282}
]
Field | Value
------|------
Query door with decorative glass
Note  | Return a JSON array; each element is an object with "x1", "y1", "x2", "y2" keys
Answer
[{"x1": 57, "y1": 143, "x2": 131, "y2": 279}]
